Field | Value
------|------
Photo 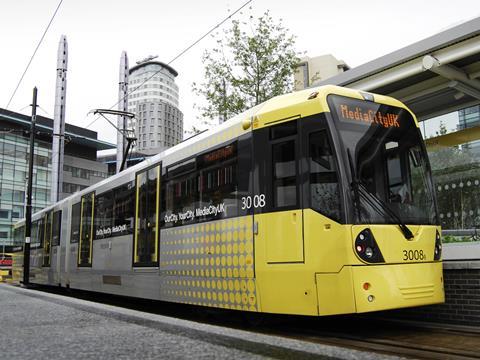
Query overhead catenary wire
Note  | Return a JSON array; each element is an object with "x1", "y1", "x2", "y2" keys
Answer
[
  {"x1": 5, "y1": 0, "x2": 65, "y2": 110},
  {"x1": 85, "y1": 0, "x2": 253, "y2": 130}
]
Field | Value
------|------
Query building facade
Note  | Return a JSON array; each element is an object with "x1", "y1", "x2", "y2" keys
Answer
[
  {"x1": 0, "y1": 108, "x2": 114, "y2": 246},
  {"x1": 127, "y1": 60, "x2": 183, "y2": 156},
  {"x1": 294, "y1": 54, "x2": 350, "y2": 91},
  {"x1": 458, "y1": 105, "x2": 480, "y2": 155}
]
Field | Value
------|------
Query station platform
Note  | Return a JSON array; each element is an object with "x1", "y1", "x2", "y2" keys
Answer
[{"x1": 0, "y1": 284, "x2": 392, "y2": 360}]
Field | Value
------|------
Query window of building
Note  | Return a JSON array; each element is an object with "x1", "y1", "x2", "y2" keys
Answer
[{"x1": 12, "y1": 205, "x2": 23, "y2": 219}]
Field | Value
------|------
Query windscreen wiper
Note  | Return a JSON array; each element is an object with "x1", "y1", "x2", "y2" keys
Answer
[
  {"x1": 347, "y1": 149, "x2": 414, "y2": 240},
  {"x1": 357, "y1": 183, "x2": 414, "y2": 240}
]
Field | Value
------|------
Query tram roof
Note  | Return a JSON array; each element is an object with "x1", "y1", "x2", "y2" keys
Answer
[
  {"x1": 315, "y1": 16, "x2": 480, "y2": 121},
  {"x1": 14, "y1": 84, "x2": 403, "y2": 222}
]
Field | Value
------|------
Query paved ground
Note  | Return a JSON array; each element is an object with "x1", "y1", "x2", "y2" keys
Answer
[{"x1": 0, "y1": 284, "x2": 401, "y2": 360}]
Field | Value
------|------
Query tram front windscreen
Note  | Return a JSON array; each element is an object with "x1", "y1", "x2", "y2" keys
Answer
[{"x1": 328, "y1": 95, "x2": 438, "y2": 226}]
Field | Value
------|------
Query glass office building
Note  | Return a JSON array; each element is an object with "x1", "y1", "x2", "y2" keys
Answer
[
  {"x1": 0, "y1": 134, "x2": 51, "y2": 243},
  {"x1": 0, "y1": 108, "x2": 115, "y2": 246}
]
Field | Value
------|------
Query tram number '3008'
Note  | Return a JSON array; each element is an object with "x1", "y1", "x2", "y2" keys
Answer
[
  {"x1": 241, "y1": 194, "x2": 266, "y2": 210},
  {"x1": 402, "y1": 249, "x2": 426, "y2": 261}
]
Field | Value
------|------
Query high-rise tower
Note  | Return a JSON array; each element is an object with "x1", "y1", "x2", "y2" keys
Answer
[{"x1": 127, "y1": 57, "x2": 183, "y2": 155}]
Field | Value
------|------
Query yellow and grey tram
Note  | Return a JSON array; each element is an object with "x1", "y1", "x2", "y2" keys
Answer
[{"x1": 13, "y1": 85, "x2": 444, "y2": 316}]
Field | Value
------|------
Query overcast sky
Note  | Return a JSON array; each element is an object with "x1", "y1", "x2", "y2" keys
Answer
[{"x1": 1, "y1": 0, "x2": 478, "y2": 146}]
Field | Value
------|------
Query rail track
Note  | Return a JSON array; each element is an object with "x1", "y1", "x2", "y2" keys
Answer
[
  {"x1": 32, "y1": 285, "x2": 480, "y2": 360},
  {"x1": 270, "y1": 318, "x2": 480, "y2": 360}
]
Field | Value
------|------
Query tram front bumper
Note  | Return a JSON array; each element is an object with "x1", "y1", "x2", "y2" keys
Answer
[{"x1": 352, "y1": 262, "x2": 445, "y2": 313}]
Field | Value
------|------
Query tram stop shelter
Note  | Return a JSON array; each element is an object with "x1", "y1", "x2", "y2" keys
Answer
[
  {"x1": 316, "y1": 16, "x2": 480, "y2": 243},
  {"x1": 316, "y1": 16, "x2": 480, "y2": 147}
]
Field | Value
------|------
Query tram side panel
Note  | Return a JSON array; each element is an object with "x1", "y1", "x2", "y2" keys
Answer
[
  {"x1": 157, "y1": 135, "x2": 258, "y2": 311},
  {"x1": 252, "y1": 116, "x2": 347, "y2": 316}
]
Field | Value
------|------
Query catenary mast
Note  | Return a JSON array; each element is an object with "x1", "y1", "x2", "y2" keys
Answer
[
  {"x1": 116, "y1": 51, "x2": 129, "y2": 173},
  {"x1": 51, "y1": 35, "x2": 68, "y2": 203}
]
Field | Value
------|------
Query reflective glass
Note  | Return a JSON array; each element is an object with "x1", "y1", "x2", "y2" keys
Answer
[{"x1": 329, "y1": 95, "x2": 437, "y2": 225}]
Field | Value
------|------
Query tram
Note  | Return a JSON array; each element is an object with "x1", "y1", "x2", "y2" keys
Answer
[{"x1": 12, "y1": 85, "x2": 444, "y2": 316}]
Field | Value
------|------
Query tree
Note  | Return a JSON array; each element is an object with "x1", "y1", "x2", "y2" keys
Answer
[
  {"x1": 192, "y1": 11, "x2": 300, "y2": 125},
  {"x1": 427, "y1": 121, "x2": 476, "y2": 171},
  {"x1": 426, "y1": 121, "x2": 480, "y2": 231}
]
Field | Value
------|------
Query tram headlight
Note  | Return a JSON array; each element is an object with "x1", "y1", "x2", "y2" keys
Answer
[
  {"x1": 365, "y1": 247, "x2": 373, "y2": 258},
  {"x1": 434, "y1": 230, "x2": 442, "y2": 261},
  {"x1": 354, "y1": 228, "x2": 385, "y2": 263}
]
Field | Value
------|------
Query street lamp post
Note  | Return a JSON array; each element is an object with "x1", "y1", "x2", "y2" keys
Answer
[{"x1": 23, "y1": 87, "x2": 37, "y2": 286}]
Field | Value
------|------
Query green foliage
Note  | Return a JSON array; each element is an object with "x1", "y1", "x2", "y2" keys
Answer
[
  {"x1": 427, "y1": 121, "x2": 476, "y2": 171},
  {"x1": 192, "y1": 11, "x2": 300, "y2": 124}
]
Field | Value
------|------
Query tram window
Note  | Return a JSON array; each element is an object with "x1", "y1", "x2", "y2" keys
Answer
[
  {"x1": 38, "y1": 217, "x2": 45, "y2": 248},
  {"x1": 270, "y1": 121, "x2": 297, "y2": 140},
  {"x1": 43, "y1": 211, "x2": 52, "y2": 267},
  {"x1": 13, "y1": 226, "x2": 24, "y2": 246},
  {"x1": 272, "y1": 140, "x2": 297, "y2": 208},
  {"x1": 162, "y1": 142, "x2": 239, "y2": 227},
  {"x1": 197, "y1": 160, "x2": 237, "y2": 222},
  {"x1": 70, "y1": 202, "x2": 81, "y2": 244},
  {"x1": 113, "y1": 181, "x2": 135, "y2": 236},
  {"x1": 387, "y1": 151, "x2": 410, "y2": 204},
  {"x1": 31, "y1": 219, "x2": 41, "y2": 248},
  {"x1": 79, "y1": 193, "x2": 94, "y2": 267},
  {"x1": 134, "y1": 166, "x2": 159, "y2": 266},
  {"x1": 309, "y1": 130, "x2": 341, "y2": 221},
  {"x1": 94, "y1": 191, "x2": 113, "y2": 239},
  {"x1": 164, "y1": 172, "x2": 197, "y2": 227},
  {"x1": 94, "y1": 182, "x2": 135, "y2": 240},
  {"x1": 197, "y1": 142, "x2": 238, "y2": 221},
  {"x1": 52, "y1": 210, "x2": 62, "y2": 246}
]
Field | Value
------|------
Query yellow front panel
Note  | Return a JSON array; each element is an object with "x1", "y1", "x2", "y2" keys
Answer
[
  {"x1": 258, "y1": 210, "x2": 304, "y2": 264},
  {"x1": 352, "y1": 225, "x2": 440, "y2": 263},
  {"x1": 352, "y1": 262, "x2": 444, "y2": 313},
  {"x1": 303, "y1": 209, "x2": 353, "y2": 272},
  {"x1": 316, "y1": 267, "x2": 356, "y2": 315}
]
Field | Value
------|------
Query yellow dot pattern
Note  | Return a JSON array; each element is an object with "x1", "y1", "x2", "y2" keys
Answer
[{"x1": 159, "y1": 216, "x2": 258, "y2": 311}]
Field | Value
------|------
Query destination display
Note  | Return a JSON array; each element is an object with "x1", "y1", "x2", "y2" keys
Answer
[
  {"x1": 329, "y1": 95, "x2": 404, "y2": 129},
  {"x1": 197, "y1": 143, "x2": 236, "y2": 167}
]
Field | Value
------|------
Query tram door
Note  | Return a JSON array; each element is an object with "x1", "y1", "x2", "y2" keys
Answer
[
  {"x1": 78, "y1": 192, "x2": 94, "y2": 267},
  {"x1": 254, "y1": 119, "x2": 304, "y2": 263},
  {"x1": 42, "y1": 211, "x2": 52, "y2": 268},
  {"x1": 51, "y1": 210, "x2": 62, "y2": 284},
  {"x1": 133, "y1": 164, "x2": 160, "y2": 267}
]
